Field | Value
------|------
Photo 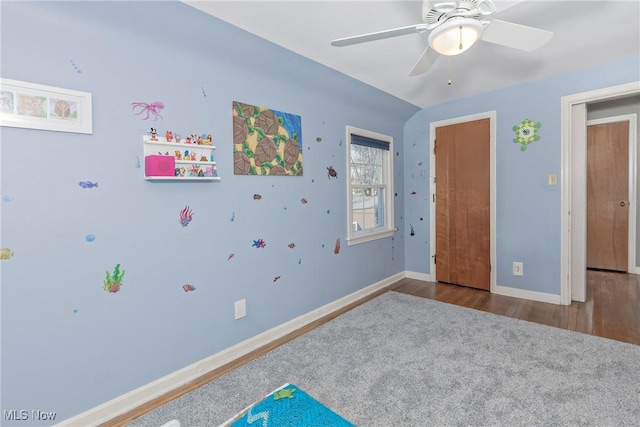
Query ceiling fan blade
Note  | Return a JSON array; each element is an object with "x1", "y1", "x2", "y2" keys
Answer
[
  {"x1": 481, "y1": 19, "x2": 553, "y2": 51},
  {"x1": 491, "y1": 0, "x2": 526, "y2": 14},
  {"x1": 409, "y1": 46, "x2": 440, "y2": 76},
  {"x1": 331, "y1": 24, "x2": 428, "y2": 47}
]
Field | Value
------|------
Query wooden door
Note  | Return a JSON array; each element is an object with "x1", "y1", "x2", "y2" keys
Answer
[
  {"x1": 586, "y1": 121, "x2": 629, "y2": 272},
  {"x1": 435, "y1": 119, "x2": 490, "y2": 290}
]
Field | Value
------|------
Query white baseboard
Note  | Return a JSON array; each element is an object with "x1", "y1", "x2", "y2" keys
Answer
[
  {"x1": 405, "y1": 272, "x2": 563, "y2": 305},
  {"x1": 56, "y1": 272, "x2": 404, "y2": 427},
  {"x1": 492, "y1": 284, "x2": 562, "y2": 305},
  {"x1": 404, "y1": 271, "x2": 433, "y2": 282}
]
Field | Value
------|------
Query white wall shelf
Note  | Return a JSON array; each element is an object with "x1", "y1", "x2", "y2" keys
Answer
[
  {"x1": 143, "y1": 134, "x2": 221, "y2": 181},
  {"x1": 145, "y1": 176, "x2": 222, "y2": 182}
]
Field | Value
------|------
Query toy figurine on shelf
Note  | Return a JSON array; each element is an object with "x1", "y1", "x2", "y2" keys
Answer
[
  {"x1": 200, "y1": 155, "x2": 208, "y2": 162},
  {"x1": 174, "y1": 150, "x2": 182, "y2": 160},
  {"x1": 175, "y1": 134, "x2": 182, "y2": 143},
  {"x1": 198, "y1": 170, "x2": 205, "y2": 177},
  {"x1": 196, "y1": 136, "x2": 203, "y2": 145},
  {"x1": 166, "y1": 130, "x2": 174, "y2": 142},
  {"x1": 149, "y1": 127, "x2": 158, "y2": 141},
  {"x1": 178, "y1": 167, "x2": 186, "y2": 177},
  {"x1": 184, "y1": 150, "x2": 189, "y2": 159},
  {"x1": 185, "y1": 135, "x2": 192, "y2": 144},
  {"x1": 205, "y1": 166, "x2": 214, "y2": 177},
  {"x1": 189, "y1": 165, "x2": 201, "y2": 176},
  {"x1": 190, "y1": 152, "x2": 197, "y2": 161},
  {"x1": 204, "y1": 134, "x2": 213, "y2": 145}
]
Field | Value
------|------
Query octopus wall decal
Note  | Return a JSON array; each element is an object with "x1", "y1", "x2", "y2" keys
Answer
[{"x1": 131, "y1": 101, "x2": 164, "y2": 120}]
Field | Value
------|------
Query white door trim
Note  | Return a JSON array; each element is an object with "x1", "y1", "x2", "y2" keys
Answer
[
  {"x1": 586, "y1": 114, "x2": 638, "y2": 275},
  {"x1": 560, "y1": 81, "x2": 640, "y2": 305},
  {"x1": 429, "y1": 111, "x2": 496, "y2": 291}
]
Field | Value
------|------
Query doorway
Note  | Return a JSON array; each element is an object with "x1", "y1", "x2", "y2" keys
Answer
[
  {"x1": 586, "y1": 119, "x2": 630, "y2": 272},
  {"x1": 560, "y1": 82, "x2": 640, "y2": 304},
  {"x1": 429, "y1": 111, "x2": 496, "y2": 291}
]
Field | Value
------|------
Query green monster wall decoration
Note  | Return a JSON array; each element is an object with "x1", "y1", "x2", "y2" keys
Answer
[{"x1": 513, "y1": 119, "x2": 541, "y2": 151}]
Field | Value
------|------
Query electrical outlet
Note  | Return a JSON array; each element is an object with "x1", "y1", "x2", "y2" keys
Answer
[
  {"x1": 513, "y1": 262, "x2": 523, "y2": 276},
  {"x1": 548, "y1": 173, "x2": 557, "y2": 186},
  {"x1": 234, "y1": 299, "x2": 246, "y2": 319}
]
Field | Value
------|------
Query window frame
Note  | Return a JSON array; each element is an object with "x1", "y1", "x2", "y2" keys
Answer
[{"x1": 346, "y1": 125, "x2": 395, "y2": 245}]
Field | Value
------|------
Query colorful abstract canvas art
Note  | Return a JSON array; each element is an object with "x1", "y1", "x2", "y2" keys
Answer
[{"x1": 233, "y1": 101, "x2": 303, "y2": 176}]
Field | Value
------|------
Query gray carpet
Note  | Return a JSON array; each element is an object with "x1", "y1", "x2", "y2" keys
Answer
[{"x1": 127, "y1": 291, "x2": 640, "y2": 426}]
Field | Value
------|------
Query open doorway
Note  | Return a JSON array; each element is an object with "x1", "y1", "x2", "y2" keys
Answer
[
  {"x1": 586, "y1": 116, "x2": 633, "y2": 272},
  {"x1": 561, "y1": 84, "x2": 640, "y2": 305}
]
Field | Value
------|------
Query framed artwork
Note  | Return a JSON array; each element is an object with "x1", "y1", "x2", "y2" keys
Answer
[
  {"x1": 0, "y1": 78, "x2": 92, "y2": 134},
  {"x1": 233, "y1": 101, "x2": 302, "y2": 176}
]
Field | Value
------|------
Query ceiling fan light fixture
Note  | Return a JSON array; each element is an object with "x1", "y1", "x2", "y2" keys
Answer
[{"x1": 428, "y1": 18, "x2": 483, "y2": 56}]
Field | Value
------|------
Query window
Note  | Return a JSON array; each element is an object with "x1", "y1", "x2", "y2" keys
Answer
[{"x1": 346, "y1": 126, "x2": 394, "y2": 245}]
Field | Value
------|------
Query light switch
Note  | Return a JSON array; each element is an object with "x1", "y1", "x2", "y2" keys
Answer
[
  {"x1": 234, "y1": 299, "x2": 246, "y2": 319},
  {"x1": 547, "y1": 173, "x2": 557, "y2": 186}
]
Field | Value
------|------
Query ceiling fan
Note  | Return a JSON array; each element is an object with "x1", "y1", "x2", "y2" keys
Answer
[{"x1": 331, "y1": 0, "x2": 553, "y2": 76}]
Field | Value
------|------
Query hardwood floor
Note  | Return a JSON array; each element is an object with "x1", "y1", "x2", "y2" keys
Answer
[
  {"x1": 102, "y1": 270, "x2": 638, "y2": 426},
  {"x1": 391, "y1": 269, "x2": 640, "y2": 346}
]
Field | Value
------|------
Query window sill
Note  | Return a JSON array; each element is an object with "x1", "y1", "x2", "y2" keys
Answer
[{"x1": 347, "y1": 228, "x2": 395, "y2": 245}]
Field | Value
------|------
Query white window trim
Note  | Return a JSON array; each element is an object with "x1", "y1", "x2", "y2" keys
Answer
[{"x1": 346, "y1": 125, "x2": 395, "y2": 245}]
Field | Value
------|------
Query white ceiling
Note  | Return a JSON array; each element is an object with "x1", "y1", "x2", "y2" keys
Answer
[{"x1": 182, "y1": 0, "x2": 640, "y2": 108}]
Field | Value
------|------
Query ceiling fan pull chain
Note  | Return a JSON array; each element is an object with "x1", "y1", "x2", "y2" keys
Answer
[
  {"x1": 459, "y1": 25, "x2": 463, "y2": 51},
  {"x1": 448, "y1": 57, "x2": 452, "y2": 85}
]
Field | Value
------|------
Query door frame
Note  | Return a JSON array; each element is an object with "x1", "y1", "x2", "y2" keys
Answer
[
  {"x1": 429, "y1": 111, "x2": 496, "y2": 291},
  {"x1": 560, "y1": 81, "x2": 640, "y2": 304},
  {"x1": 586, "y1": 114, "x2": 638, "y2": 274}
]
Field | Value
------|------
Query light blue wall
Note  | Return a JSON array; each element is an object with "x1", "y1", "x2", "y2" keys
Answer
[
  {"x1": 403, "y1": 55, "x2": 640, "y2": 294},
  {"x1": 0, "y1": 1, "x2": 418, "y2": 424}
]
